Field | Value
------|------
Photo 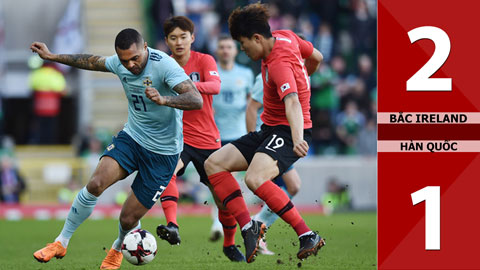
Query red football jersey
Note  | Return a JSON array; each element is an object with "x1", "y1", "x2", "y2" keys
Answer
[
  {"x1": 181, "y1": 51, "x2": 222, "y2": 149},
  {"x1": 261, "y1": 30, "x2": 314, "y2": 129}
]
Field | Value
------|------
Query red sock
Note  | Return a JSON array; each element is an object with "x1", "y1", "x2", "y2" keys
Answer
[
  {"x1": 209, "y1": 171, "x2": 251, "y2": 228},
  {"x1": 254, "y1": 181, "x2": 310, "y2": 236},
  {"x1": 160, "y1": 175, "x2": 178, "y2": 226},
  {"x1": 219, "y1": 209, "x2": 237, "y2": 247}
]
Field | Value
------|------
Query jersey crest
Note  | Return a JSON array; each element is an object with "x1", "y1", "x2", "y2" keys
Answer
[
  {"x1": 143, "y1": 77, "x2": 152, "y2": 87},
  {"x1": 189, "y1": 72, "x2": 200, "y2": 82}
]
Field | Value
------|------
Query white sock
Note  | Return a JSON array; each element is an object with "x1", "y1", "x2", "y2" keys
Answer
[
  {"x1": 210, "y1": 206, "x2": 222, "y2": 233},
  {"x1": 241, "y1": 221, "x2": 253, "y2": 231},
  {"x1": 54, "y1": 234, "x2": 70, "y2": 248},
  {"x1": 299, "y1": 230, "x2": 314, "y2": 238}
]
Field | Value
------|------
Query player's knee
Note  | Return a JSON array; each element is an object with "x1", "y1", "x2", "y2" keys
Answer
[
  {"x1": 287, "y1": 182, "x2": 300, "y2": 196},
  {"x1": 244, "y1": 172, "x2": 265, "y2": 191},
  {"x1": 86, "y1": 176, "x2": 106, "y2": 197},
  {"x1": 204, "y1": 154, "x2": 222, "y2": 175}
]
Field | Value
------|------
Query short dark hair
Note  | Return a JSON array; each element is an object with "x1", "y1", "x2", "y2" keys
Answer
[
  {"x1": 115, "y1": 28, "x2": 143, "y2": 50},
  {"x1": 228, "y1": 3, "x2": 272, "y2": 41},
  {"x1": 164, "y1": 16, "x2": 195, "y2": 37},
  {"x1": 217, "y1": 34, "x2": 233, "y2": 43}
]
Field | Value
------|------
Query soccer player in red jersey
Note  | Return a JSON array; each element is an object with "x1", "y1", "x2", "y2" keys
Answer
[
  {"x1": 204, "y1": 3, "x2": 325, "y2": 263},
  {"x1": 156, "y1": 16, "x2": 245, "y2": 262}
]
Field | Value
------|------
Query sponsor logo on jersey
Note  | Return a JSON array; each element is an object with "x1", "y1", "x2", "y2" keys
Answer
[
  {"x1": 107, "y1": 144, "x2": 115, "y2": 151},
  {"x1": 280, "y1": 83, "x2": 290, "y2": 92},
  {"x1": 122, "y1": 77, "x2": 128, "y2": 84},
  {"x1": 209, "y1": 71, "x2": 219, "y2": 76},
  {"x1": 189, "y1": 72, "x2": 200, "y2": 82},
  {"x1": 149, "y1": 52, "x2": 162, "y2": 61},
  {"x1": 143, "y1": 77, "x2": 152, "y2": 87}
]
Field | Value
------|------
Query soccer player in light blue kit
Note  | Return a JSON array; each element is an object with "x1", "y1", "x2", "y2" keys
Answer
[
  {"x1": 31, "y1": 28, "x2": 202, "y2": 269},
  {"x1": 246, "y1": 73, "x2": 303, "y2": 255},
  {"x1": 213, "y1": 35, "x2": 253, "y2": 144},
  {"x1": 210, "y1": 35, "x2": 253, "y2": 242}
]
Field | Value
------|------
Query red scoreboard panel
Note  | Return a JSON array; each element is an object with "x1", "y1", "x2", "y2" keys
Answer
[{"x1": 378, "y1": 0, "x2": 480, "y2": 269}]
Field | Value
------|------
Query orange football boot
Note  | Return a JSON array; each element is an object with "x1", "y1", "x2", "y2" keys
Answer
[
  {"x1": 33, "y1": 241, "x2": 67, "y2": 263},
  {"x1": 100, "y1": 248, "x2": 123, "y2": 269}
]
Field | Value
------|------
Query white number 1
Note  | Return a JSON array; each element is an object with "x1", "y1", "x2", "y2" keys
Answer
[{"x1": 411, "y1": 186, "x2": 440, "y2": 250}]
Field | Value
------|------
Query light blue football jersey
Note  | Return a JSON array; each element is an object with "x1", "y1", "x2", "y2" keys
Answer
[
  {"x1": 213, "y1": 64, "x2": 253, "y2": 141},
  {"x1": 105, "y1": 48, "x2": 189, "y2": 155},
  {"x1": 250, "y1": 73, "x2": 264, "y2": 131}
]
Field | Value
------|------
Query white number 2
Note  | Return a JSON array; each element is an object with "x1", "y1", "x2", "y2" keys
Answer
[
  {"x1": 152, "y1": 185, "x2": 166, "y2": 202},
  {"x1": 407, "y1": 26, "x2": 452, "y2": 91},
  {"x1": 411, "y1": 186, "x2": 440, "y2": 250}
]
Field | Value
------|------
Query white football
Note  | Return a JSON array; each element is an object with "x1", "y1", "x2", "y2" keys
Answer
[{"x1": 121, "y1": 229, "x2": 157, "y2": 265}]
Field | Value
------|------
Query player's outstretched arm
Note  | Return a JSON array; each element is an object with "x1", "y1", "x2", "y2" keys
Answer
[
  {"x1": 30, "y1": 42, "x2": 108, "y2": 72},
  {"x1": 304, "y1": 48, "x2": 323, "y2": 76},
  {"x1": 284, "y1": 92, "x2": 308, "y2": 157},
  {"x1": 145, "y1": 79, "x2": 203, "y2": 110}
]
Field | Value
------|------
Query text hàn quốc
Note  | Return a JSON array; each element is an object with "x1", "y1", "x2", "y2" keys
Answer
[{"x1": 400, "y1": 141, "x2": 458, "y2": 152}]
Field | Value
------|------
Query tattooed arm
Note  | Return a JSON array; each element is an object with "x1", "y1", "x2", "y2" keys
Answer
[
  {"x1": 30, "y1": 42, "x2": 108, "y2": 72},
  {"x1": 145, "y1": 79, "x2": 203, "y2": 110}
]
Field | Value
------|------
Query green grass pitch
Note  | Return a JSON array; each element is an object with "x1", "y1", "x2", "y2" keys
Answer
[{"x1": 0, "y1": 212, "x2": 376, "y2": 269}]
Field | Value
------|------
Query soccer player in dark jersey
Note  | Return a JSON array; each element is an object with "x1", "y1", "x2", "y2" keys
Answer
[
  {"x1": 155, "y1": 16, "x2": 245, "y2": 262},
  {"x1": 204, "y1": 3, "x2": 325, "y2": 263}
]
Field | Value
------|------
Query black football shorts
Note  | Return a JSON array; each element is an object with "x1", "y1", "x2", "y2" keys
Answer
[
  {"x1": 177, "y1": 143, "x2": 219, "y2": 185},
  {"x1": 231, "y1": 124, "x2": 312, "y2": 175}
]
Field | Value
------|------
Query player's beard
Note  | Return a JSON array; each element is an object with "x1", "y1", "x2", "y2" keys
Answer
[{"x1": 132, "y1": 56, "x2": 148, "y2": 75}]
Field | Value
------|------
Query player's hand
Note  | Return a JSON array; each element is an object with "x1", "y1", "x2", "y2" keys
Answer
[
  {"x1": 145, "y1": 87, "x2": 166, "y2": 105},
  {"x1": 293, "y1": 139, "x2": 309, "y2": 157},
  {"x1": 30, "y1": 42, "x2": 53, "y2": 60}
]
